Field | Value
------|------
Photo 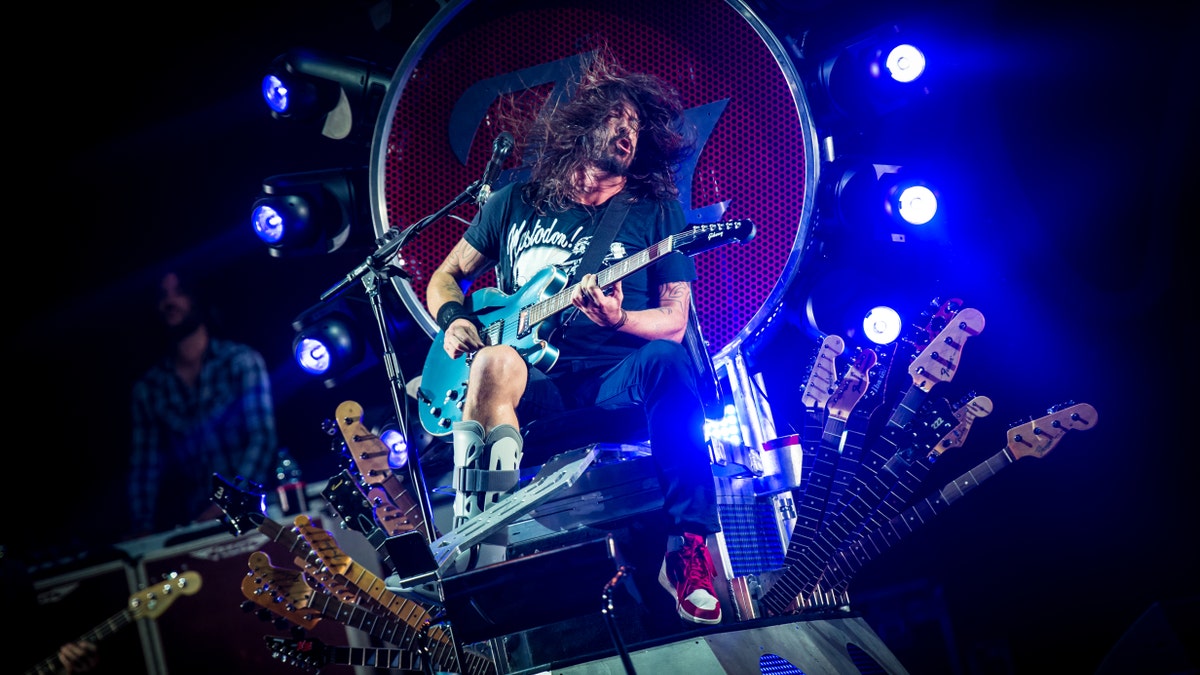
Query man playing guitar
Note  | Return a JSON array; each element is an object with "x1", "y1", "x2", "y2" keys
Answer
[{"x1": 424, "y1": 47, "x2": 723, "y2": 625}]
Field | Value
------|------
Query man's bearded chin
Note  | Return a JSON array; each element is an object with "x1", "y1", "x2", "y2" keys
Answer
[
  {"x1": 595, "y1": 153, "x2": 628, "y2": 176},
  {"x1": 165, "y1": 308, "x2": 204, "y2": 343}
]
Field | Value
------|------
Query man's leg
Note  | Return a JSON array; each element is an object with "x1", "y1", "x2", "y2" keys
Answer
[
  {"x1": 450, "y1": 346, "x2": 529, "y2": 569},
  {"x1": 594, "y1": 340, "x2": 723, "y2": 624}
]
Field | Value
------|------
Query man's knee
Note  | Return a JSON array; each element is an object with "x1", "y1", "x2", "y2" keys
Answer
[{"x1": 469, "y1": 345, "x2": 527, "y2": 385}]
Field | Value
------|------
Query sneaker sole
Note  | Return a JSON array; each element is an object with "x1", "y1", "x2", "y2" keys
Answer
[{"x1": 658, "y1": 559, "x2": 676, "y2": 599}]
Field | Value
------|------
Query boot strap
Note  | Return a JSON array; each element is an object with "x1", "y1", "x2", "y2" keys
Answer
[{"x1": 453, "y1": 467, "x2": 521, "y2": 493}]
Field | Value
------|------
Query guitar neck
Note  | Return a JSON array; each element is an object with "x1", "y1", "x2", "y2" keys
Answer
[
  {"x1": 823, "y1": 446, "x2": 1018, "y2": 592},
  {"x1": 853, "y1": 397, "x2": 958, "y2": 541},
  {"x1": 23, "y1": 610, "x2": 132, "y2": 675},
  {"x1": 291, "y1": 517, "x2": 481, "y2": 673},
  {"x1": 763, "y1": 393, "x2": 954, "y2": 613},
  {"x1": 823, "y1": 406, "x2": 873, "y2": 531},
  {"x1": 781, "y1": 417, "x2": 849, "y2": 568},
  {"x1": 324, "y1": 645, "x2": 423, "y2": 670},
  {"x1": 371, "y1": 479, "x2": 427, "y2": 535},
  {"x1": 823, "y1": 401, "x2": 1098, "y2": 593},
  {"x1": 526, "y1": 235, "x2": 677, "y2": 326}
]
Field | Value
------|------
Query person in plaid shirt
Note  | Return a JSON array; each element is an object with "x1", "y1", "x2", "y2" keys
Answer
[{"x1": 126, "y1": 269, "x2": 277, "y2": 537}]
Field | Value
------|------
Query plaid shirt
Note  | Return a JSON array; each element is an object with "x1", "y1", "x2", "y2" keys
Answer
[{"x1": 128, "y1": 338, "x2": 277, "y2": 534}]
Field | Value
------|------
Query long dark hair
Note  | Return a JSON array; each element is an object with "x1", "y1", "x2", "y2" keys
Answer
[{"x1": 509, "y1": 48, "x2": 695, "y2": 213}]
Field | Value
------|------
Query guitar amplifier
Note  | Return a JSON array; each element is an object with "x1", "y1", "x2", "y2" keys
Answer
[{"x1": 134, "y1": 513, "x2": 385, "y2": 675}]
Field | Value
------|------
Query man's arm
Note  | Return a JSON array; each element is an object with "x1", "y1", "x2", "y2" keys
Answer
[
  {"x1": 427, "y1": 238, "x2": 493, "y2": 318},
  {"x1": 428, "y1": 237, "x2": 494, "y2": 358},
  {"x1": 633, "y1": 280, "x2": 690, "y2": 343},
  {"x1": 570, "y1": 277, "x2": 691, "y2": 343}
]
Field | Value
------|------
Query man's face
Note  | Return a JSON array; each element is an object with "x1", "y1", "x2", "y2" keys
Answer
[
  {"x1": 588, "y1": 101, "x2": 640, "y2": 175},
  {"x1": 157, "y1": 272, "x2": 194, "y2": 328}
]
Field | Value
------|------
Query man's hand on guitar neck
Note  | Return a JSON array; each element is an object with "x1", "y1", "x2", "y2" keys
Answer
[{"x1": 570, "y1": 274, "x2": 626, "y2": 330}]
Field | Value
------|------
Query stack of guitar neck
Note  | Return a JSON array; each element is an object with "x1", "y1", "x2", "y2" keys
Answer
[{"x1": 756, "y1": 300, "x2": 1097, "y2": 617}]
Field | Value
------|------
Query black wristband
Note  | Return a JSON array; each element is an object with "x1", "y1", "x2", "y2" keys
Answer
[{"x1": 436, "y1": 301, "x2": 474, "y2": 331}]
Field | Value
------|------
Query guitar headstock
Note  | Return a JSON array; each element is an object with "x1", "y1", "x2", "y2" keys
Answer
[
  {"x1": 264, "y1": 636, "x2": 328, "y2": 673},
  {"x1": 211, "y1": 473, "x2": 267, "y2": 536},
  {"x1": 799, "y1": 334, "x2": 845, "y2": 410},
  {"x1": 892, "y1": 396, "x2": 959, "y2": 463},
  {"x1": 242, "y1": 551, "x2": 322, "y2": 630},
  {"x1": 902, "y1": 297, "x2": 965, "y2": 351},
  {"x1": 129, "y1": 570, "x2": 203, "y2": 621},
  {"x1": 675, "y1": 219, "x2": 757, "y2": 256},
  {"x1": 334, "y1": 402, "x2": 427, "y2": 537},
  {"x1": 930, "y1": 393, "x2": 994, "y2": 458},
  {"x1": 1007, "y1": 402, "x2": 1098, "y2": 460},
  {"x1": 335, "y1": 400, "x2": 397, "y2": 486},
  {"x1": 826, "y1": 347, "x2": 877, "y2": 421},
  {"x1": 321, "y1": 470, "x2": 378, "y2": 536},
  {"x1": 908, "y1": 307, "x2": 985, "y2": 393}
]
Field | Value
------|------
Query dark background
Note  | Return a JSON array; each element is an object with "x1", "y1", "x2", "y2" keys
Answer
[{"x1": 8, "y1": 1, "x2": 1195, "y2": 674}]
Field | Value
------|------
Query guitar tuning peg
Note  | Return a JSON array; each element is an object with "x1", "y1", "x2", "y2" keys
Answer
[
  {"x1": 320, "y1": 418, "x2": 339, "y2": 436},
  {"x1": 240, "y1": 600, "x2": 257, "y2": 613},
  {"x1": 273, "y1": 617, "x2": 290, "y2": 631},
  {"x1": 290, "y1": 625, "x2": 307, "y2": 639},
  {"x1": 1008, "y1": 414, "x2": 1034, "y2": 429},
  {"x1": 1047, "y1": 399, "x2": 1077, "y2": 413},
  {"x1": 255, "y1": 608, "x2": 273, "y2": 622}
]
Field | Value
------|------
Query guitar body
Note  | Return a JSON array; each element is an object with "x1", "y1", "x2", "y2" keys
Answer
[
  {"x1": 419, "y1": 266, "x2": 568, "y2": 435},
  {"x1": 416, "y1": 219, "x2": 758, "y2": 436}
]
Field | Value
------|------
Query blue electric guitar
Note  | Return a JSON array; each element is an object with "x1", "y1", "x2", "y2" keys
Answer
[{"x1": 416, "y1": 219, "x2": 757, "y2": 436}]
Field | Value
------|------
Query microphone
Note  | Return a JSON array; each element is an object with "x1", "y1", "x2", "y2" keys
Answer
[{"x1": 475, "y1": 131, "x2": 515, "y2": 206}]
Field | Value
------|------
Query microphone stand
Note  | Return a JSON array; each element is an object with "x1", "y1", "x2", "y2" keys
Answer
[{"x1": 319, "y1": 178, "x2": 486, "y2": 546}]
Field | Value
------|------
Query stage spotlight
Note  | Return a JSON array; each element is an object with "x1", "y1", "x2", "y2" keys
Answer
[
  {"x1": 376, "y1": 422, "x2": 409, "y2": 470},
  {"x1": 883, "y1": 175, "x2": 939, "y2": 227},
  {"x1": 251, "y1": 167, "x2": 368, "y2": 257},
  {"x1": 862, "y1": 305, "x2": 903, "y2": 345},
  {"x1": 290, "y1": 301, "x2": 374, "y2": 388},
  {"x1": 262, "y1": 48, "x2": 392, "y2": 141},
  {"x1": 816, "y1": 25, "x2": 929, "y2": 120},
  {"x1": 820, "y1": 159, "x2": 941, "y2": 245}
]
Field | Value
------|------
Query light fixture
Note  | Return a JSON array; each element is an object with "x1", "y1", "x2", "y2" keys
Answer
[
  {"x1": 704, "y1": 404, "x2": 744, "y2": 446},
  {"x1": 261, "y1": 48, "x2": 393, "y2": 141},
  {"x1": 374, "y1": 421, "x2": 409, "y2": 471},
  {"x1": 251, "y1": 166, "x2": 368, "y2": 257},
  {"x1": 290, "y1": 300, "x2": 376, "y2": 388},
  {"x1": 815, "y1": 25, "x2": 929, "y2": 121},
  {"x1": 862, "y1": 305, "x2": 903, "y2": 345},
  {"x1": 818, "y1": 158, "x2": 941, "y2": 247}
]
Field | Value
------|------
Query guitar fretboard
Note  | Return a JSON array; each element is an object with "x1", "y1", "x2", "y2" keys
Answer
[
  {"x1": 23, "y1": 610, "x2": 132, "y2": 675},
  {"x1": 760, "y1": 381, "x2": 931, "y2": 614},
  {"x1": 823, "y1": 446, "x2": 1018, "y2": 591},
  {"x1": 526, "y1": 236, "x2": 677, "y2": 329},
  {"x1": 325, "y1": 645, "x2": 421, "y2": 670}
]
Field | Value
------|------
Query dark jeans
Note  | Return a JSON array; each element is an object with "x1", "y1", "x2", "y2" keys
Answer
[{"x1": 517, "y1": 339, "x2": 721, "y2": 536}]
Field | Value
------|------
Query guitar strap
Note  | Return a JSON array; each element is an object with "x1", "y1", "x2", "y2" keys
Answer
[{"x1": 568, "y1": 193, "x2": 630, "y2": 284}]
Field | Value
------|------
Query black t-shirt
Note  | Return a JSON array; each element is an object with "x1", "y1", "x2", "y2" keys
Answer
[{"x1": 463, "y1": 182, "x2": 696, "y2": 369}]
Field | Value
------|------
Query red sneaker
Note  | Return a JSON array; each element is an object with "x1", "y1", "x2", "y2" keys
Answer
[{"x1": 658, "y1": 532, "x2": 722, "y2": 624}]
